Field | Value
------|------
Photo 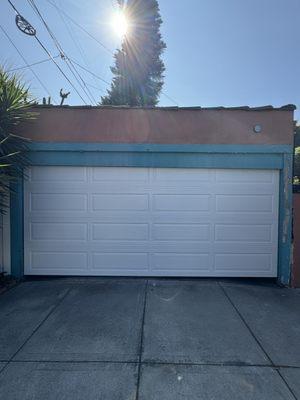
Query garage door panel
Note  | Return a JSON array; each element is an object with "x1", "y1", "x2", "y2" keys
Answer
[
  {"x1": 30, "y1": 222, "x2": 88, "y2": 241},
  {"x1": 215, "y1": 254, "x2": 272, "y2": 272},
  {"x1": 92, "y1": 167, "x2": 150, "y2": 181},
  {"x1": 30, "y1": 251, "x2": 88, "y2": 270},
  {"x1": 216, "y1": 169, "x2": 274, "y2": 183},
  {"x1": 30, "y1": 193, "x2": 88, "y2": 212},
  {"x1": 152, "y1": 242, "x2": 211, "y2": 253},
  {"x1": 92, "y1": 194, "x2": 149, "y2": 211},
  {"x1": 216, "y1": 195, "x2": 274, "y2": 212},
  {"x1": 214, "y1": 242, "x2": 274, "y2": 254},
  {"x1": 153, "y1": 168, "x2": 213, "y2": 182},
  {"x1": 152, "y1": 253, "x2": 211, "y2": 271},
  {"x1": 29, "y1": 166, "x2": 88, "y2": 182},
  {"x1": 24, "y1": 167, "x2": 279, "y2": 277},
  {"x1": 153, "y1": 194, "x2": 211, "y2": 211},
  {"x1": 92, "y1": 253, "x2": 149, "y2": 270},
  {"x1": 214, "y1": 224, "x2": 272, "y2": 242},
  {"x1": 152, "y1": 224, "x2": 210, "y2": 241},
  {"x1": 92, "y1": 223, "x2": 149, "y2": 241}
]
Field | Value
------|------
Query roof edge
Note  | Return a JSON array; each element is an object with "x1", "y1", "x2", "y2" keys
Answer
[{"x1": 29, "y1": 104, "x2": 297, "y2": 111}]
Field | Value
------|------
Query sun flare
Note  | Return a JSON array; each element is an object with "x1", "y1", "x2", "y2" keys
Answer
[{"x1": 111, "y1": 10, "x2": 129, "y2": 38}]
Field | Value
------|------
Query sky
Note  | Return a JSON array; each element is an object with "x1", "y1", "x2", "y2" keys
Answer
[{"x1": 1, "y1": 0, "x2": 300, "y2": 120}]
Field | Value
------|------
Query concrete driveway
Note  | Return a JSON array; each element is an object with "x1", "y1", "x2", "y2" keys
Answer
[{"x1": 0, "y1": 278, "x2": 300, "y2": 399}]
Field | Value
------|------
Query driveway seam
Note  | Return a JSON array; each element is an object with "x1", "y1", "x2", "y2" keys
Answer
[
  {"x1": 218, "y1": 282, "x2": 274, "y2": 364},
  {"x1": 3, "y1": 359, "x2": 300, "y2": 369},
  {"x1": 218, "y1": 282, "x2": 298, "y2": 400},
  {"x1": 277, "y1": 369, "x2": 298, "y2": 400},
  {"x1": 135, "y1": 279, "x2": 148, "y2": 400},
  {"x1": 7, "y1": 286, "x2": 72, "y2": 366}
]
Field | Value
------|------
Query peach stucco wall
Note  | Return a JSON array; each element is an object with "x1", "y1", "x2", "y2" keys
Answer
[{"x1": 18, "y1": 107, "x2": 294, "y2": 145}]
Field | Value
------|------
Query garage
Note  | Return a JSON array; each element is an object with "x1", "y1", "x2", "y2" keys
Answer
[
  {"x1": 7, "y1": 105, "x2": 293, "y2": 283},
  {"x1": 24, "y1": 166, "x2": 279, "y2": 277}
]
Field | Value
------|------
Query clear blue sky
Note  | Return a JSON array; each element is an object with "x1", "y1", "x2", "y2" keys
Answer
[{"x1": 1, "y1": 0, "x2": 299, "y2": 119}]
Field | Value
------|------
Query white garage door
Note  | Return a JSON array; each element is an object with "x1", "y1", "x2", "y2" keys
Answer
[{"x1": 24, "y1": 167, "x2": 279, "y2": 277}]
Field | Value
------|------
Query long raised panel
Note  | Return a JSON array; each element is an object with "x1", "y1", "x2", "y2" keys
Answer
[
  {"x1": 152, "y1": 253, "x2": 210, "y2": 271},
  {"x1": 92, "y1": 253, "x2": 148, "y2": 270},
  {"x1": 215, "y1": 254, "x2": 272, "y2": 272},
  {"x1": 153, "y1": 194, "x2": 210, "y2": 211},
  {"x1": 24, "y1": 167, "x2": 279, "y2": 277},
  {"x1": 216, "y1": 170, "x2": 273, "y2": 183},
  {"x1": 30, "y1": 252, "x2": 88, "y2": 270},
  {"x1": 31, "y1": 223, "x2": 87, "y2": 241},
  {"x1": 153, "y1": 168, "x2": 212, "y2": 182},
  {"x1": 92, "y1": 194, "x2": 149, "y2": 211},
  {"x1": 152, "y1": 224, "x2": 210, "y2": 241},
  {"x1": 215, "y1": 224, "x2": 272, "y2": 242},
  {"x1": 30, "y1": 193, "x2": 87, "y2": 212},
  {"x1": 92, "y1": 223, "x2": 149, "y2": 240},
  {"x1": 216, "y1": 195, "x2": 273, "y2": 212},
  {"x1": 92, "y1": 167, "x2": 149, "y2": 181},
  {"x1": 30, "y1": 166, "x2": 87, "y2": 182}
]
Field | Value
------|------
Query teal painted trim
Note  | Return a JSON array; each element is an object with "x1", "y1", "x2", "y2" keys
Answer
[
  {"x1": 10, "y1": 179, "x2": 24, "y2": 278},
  {"x1": 29, "y1": 142, "x2": 293, "y2": 154},
  {"x1": 12, "y1": 142, "x2": 293, "y2": 279},
  {"x1": 278, "y1": 153, "x2": 293, "y2": 285},
  {"x1": 28, "y1": 151, "x2": 283, "y2": 170}
]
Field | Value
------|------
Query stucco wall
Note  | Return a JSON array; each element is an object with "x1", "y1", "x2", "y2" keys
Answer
[
  {"x1": 18, "y1": 106, "x2": 294, "y2": 145},
  {"x1": 292, "y1": 193, "x2": 300, "y2": 287}
]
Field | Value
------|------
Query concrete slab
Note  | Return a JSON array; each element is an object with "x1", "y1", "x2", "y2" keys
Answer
[
  {"x1": 15, "y1": 281, "x2": 145, "y2": 362},
  {"x1": 222, "y1": 284, "x2": 300, "y2": 366},
  {"x1": 0, "y1": 282, "x2": 70, "y2": 360},
  {"x1": 139, "y1": 364, "x2": 294, "y2": 400},
  {"x1": 0, "y1": 363, "x2": 6, "y2": 373},
  {"x1": 0, "y1": 362, "x2": 137, "y2": 400},
  {"x1": 142, "y1": 281, "x2": 269, "y2": 364},
  {"x1": 280, "y1": 368, "x2": 300, "y2": 399}
]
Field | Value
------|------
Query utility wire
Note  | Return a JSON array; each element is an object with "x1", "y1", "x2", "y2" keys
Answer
[
  {"x1": 45, "y1": 0, "x2": 114, "y2": 56},
  {"x1": 54, "y1": 0, "x2": 91, "y2": 76},
  {"x1": 46, "y1": 0, "x2": 180, "y2": 106},
  {"x1": 8, "y1": 0, "x2": 179, "y2": 106},
  {"x1": 27, "y1": 0, "x2": 96, "y2": 105},
  {"x1": 161, "y1": 91, "x2": 179, "y2": 106},
  {"x1": 7, "y1": 55, "x2": 60, "y2": 72},
  {"x1": 0, "y1": 24, "x2": 56, "y2": 103},
  {"x1": 69, "y1": 58, "x2": 110, "y2": 85},
  {"x1": 7, "y1": 0, "x2": 89, "y2": 104},
  {"x1": 86, "y1": 82, "x2": 105, "y2": 93}
]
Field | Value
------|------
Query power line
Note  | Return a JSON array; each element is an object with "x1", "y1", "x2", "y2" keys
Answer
[
  {"x1": 7, "y1": 55, "x2": 60, "y2": 72},
  {"x1": 54, "y1": 0, "x2": 90, "y2": 74},
  {"x1": 7, "y1": 0, "x2": 90, "y2": 105},
  {"x1": 26, "y1": 0, "x2": 94, "y2": 104},
  {"x1": 27, "y1": 0, "x2": 97, "y2": 105},
  {"x1": 0, "y1": 24, "x2": 56, "y2": 103},
  {"x1": 86, "y1": 82, "x2": 105, "y2": 94},
  {"x1": 161, "y1": 91, "x2": 179, "y2": 106},
  {"x1": 46, "y1": 0, "x2": 180, "y2": 106},
  {"x1": 7, "y1": 0, "x2": 179, "y2": 107},
  {"x1": 45, "y1": 0, "x2": 114, "y2": 56},
  {"x1": 69, "y1": 58, "x2": 110, "y2": 85}
]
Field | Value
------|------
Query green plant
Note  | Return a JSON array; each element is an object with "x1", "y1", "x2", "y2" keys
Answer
[
  {"x1": 0, "y1": 67, "x2": 35, "y2": 214},
  {"x1": 294, "y1": 147, "x2": 300, "y2": 180}
]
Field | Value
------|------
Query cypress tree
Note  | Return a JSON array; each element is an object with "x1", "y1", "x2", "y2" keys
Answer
[{"x1": 101, "y1": 0, "x2": 166, "y2": 106}]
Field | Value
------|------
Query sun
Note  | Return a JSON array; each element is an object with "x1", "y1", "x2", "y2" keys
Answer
[{"x1": 111, "y1": 10, "x2": 129, "y2": 38}]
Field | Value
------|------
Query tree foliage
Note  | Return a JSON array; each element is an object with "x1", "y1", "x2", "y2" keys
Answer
[
  {"x1": 102, "y1": 0, "x2": 166, "y2": 106},
  {"x1": 0, "y1": 68, "x2": 34, "y2": 214}
]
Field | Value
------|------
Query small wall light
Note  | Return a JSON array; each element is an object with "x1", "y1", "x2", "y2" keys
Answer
[{"x1": 253, "y1": 124, "x2": 262, "y2": 133}]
